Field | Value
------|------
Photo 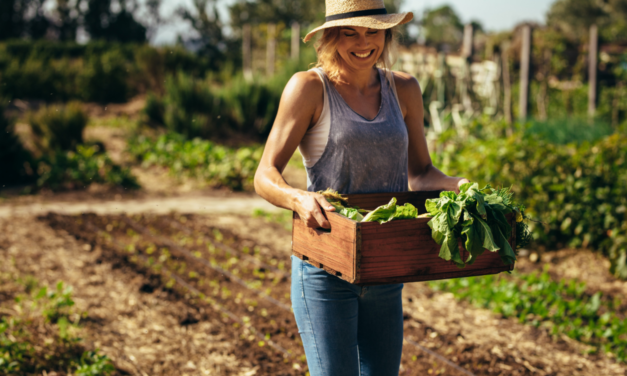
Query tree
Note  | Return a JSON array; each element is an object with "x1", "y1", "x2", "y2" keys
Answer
[
  {"x1": 55, "y1": 0, "x2": 81, "y2": 41},
  {"x1": 547, "y1": 0, "x2": 627, "y2": 42},
  {"x1": 0, "y1": 0, "x2": 32, "y2": 40},
  {"x1": 421, "y1": 5, "x2": 463, "y2": 51},
  {"x1": 82, "y1": 0, "x2": 147, "y2": 42},
  {"x1": 177, "y1": 0, "x2": 227, "y2": 64}
]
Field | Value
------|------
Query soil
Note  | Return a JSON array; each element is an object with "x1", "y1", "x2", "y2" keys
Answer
[{"x1": 1, "y1": 199, "x2": 624, "y2": 375}]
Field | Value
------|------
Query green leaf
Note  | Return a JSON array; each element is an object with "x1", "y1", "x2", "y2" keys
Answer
[
  {"x1": 473, "y1": 215, "x2": 500, "y2": 252},
  {"x1": 362, "y1": 198, "x2": 398, "y2": 224},
  {"x1": 462, "y1": 219, "x2": 486, "y2": 265},
  {"x1": 425, "y1": 199, "x2": 439, "y2": 216},
  {"x1": 339, "y1": 207, "x2": 364, "y2": 221},
  {"x1": 439, "y1": 235, "x2": 464, "y2": 267}
]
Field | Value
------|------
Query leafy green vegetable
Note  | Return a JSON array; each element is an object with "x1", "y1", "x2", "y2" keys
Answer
[{"x1": 426, "y1": 183, "x2": 522, "y2": 268}]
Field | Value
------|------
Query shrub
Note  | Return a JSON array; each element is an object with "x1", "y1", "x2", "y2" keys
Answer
[
  {"x1": 36, "y1": 144, "x2": 139, "y2": 191},
  {"x1": 0, "y1": 101, "x2": 35, "y2": 186},
  {"x1": 78, "y1": 49, "x2": 130, "y2": 103},
  {"x1": 29, "y1": 101, "x2": 88, "y2": 154},
  {"x1": 433, "y1": 121, "x2": 627, "y2": 277}
]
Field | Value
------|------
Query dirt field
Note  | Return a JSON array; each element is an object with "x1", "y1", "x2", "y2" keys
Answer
[{"x1": 1, "y1": 192, "x2": 626, "y2": 375}]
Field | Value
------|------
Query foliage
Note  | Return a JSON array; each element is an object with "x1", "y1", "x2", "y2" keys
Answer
[
  {"x1": 0, "y1": 278, "x2": 115, "y2": 375},
  {"x1": 425, "y1": 183, "x2": 520, "y2": 267},
  {"x1": 37, "y1": 145, "x2": 140, "y2": 191},
  {"x1": 176, "y1": 0, "x2": 228, "y2": 65},
  {"x1": 144, "y1": 64, "x2": 298, "y2": 139},
  {"x1": 420, "y1": 5, "x2": 464, "y2": 50},
  {"x1": 547, "y1": 0, "x2": 627, "y2": 42},
  {"x1": 0, "y1": 0, "x2": 150, "y2": 42},
  {"x1": 525, "y1": 117, "x2": 614, "y2": 145},
  {"x1": 29, "y1": 101, "x2": 88, "y2": 154},
  {"x1": 127, "y1": 132, "x2": 263, "y2": 191},
  {"x1": 0, "y1": 41, "x2": 214, "y2": 103},
  {"x1": 433, "y1": 121, "x2": 627, "y2": 277},
  {"x1": 430, "y1": 268, "x2": 627, "y2": 361},
  {"x1": 0, "y1": 101, "x2": 35, "y2": 186}
]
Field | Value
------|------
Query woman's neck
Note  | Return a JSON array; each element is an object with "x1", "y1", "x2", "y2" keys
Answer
[{"x1": 335, "y1": 64, "x2": 379, "y2": 93}]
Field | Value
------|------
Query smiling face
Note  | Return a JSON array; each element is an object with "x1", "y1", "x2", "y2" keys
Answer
[{"x1": 336, "y1": 26, "x2": 386, "y2": 72}]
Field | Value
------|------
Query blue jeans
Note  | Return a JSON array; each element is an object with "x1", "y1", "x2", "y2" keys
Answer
[{"x1": 290, "y1": 256, "x2": 404, "y2": 376}]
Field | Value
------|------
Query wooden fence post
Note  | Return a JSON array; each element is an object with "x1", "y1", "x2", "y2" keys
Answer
[
  {"x1": 461, "y1": 24, "x2": 474, "y2": 112},
  {"x1": 266, "y1": 23, "x2": 276, "y2": 76},
  {"x1": 501, "y1": 42, "x2": 513, "y2": 127},
  {"x1": 242, "y1": 24, "x2": 252, "y2": 81},
  {"x1": 588, "y1": 24, "x2": 598, "y2": 120},
  {"x1": 519, "y1": 25, "x2": 531, "y2": 121},
  {"x1": 291, "y1": 22, "x2": 300, "y2": 60}
]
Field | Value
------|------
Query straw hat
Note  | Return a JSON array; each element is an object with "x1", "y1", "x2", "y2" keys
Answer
[{"x1": 303, "y1": 0, "x2": 413, "y2": 43}]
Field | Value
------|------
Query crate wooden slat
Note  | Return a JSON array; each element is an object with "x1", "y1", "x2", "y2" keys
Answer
[{"x1": 292, "y1": 190, "x2": 516, "y2": 285}]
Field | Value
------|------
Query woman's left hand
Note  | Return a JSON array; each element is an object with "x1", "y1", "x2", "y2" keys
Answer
[{"x1": 454, "y1": 178, "x2": 470, "y2": 194}]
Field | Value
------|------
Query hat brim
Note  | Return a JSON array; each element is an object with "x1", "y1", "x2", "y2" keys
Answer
[{"x1": 303, "y1": 12, "x2": 413, "y2": 43}]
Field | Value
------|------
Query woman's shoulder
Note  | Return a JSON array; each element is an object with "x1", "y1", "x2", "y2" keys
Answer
[
  {"x1": 281, "y1": 70, "x2": 324, "y2": 108},
  {"x1": 390, "y1": 70, "x2": 421, "y2": 94},
  {"x1": 287, "y1": 70, "x2": 324, "y2": 93}
]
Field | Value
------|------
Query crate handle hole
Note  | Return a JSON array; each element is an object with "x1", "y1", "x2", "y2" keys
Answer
[
  {"x1": 315, "y1": 228, "x2": 331, "y2": 234},
  {"x1": 302, "y1": 255, "x2": 309, "y2": 261},
  {"x1": 335, "y1": 271, "x2": 342, "y2": 277}
]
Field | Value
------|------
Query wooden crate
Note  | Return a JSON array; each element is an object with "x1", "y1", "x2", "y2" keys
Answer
[{"x1": 292, "y1": 191, "x2": 516, "y2": 285}]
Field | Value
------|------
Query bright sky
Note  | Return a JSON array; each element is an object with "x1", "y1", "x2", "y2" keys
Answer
[
  {"x1": 407, "y1": 0, "x2": 555, "y2": 31},
  {"x1": 152, "y1": 0, "x2": 556, "y2": 45}
]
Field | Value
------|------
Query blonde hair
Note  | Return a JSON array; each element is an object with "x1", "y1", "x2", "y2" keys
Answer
[{"x1": 313, "y1": 27, "x2": 398, "y2": 83}]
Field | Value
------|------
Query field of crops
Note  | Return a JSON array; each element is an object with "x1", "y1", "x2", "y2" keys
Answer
[{"x1": 0, "y1": 209, "x2": 603, "y2": 375}]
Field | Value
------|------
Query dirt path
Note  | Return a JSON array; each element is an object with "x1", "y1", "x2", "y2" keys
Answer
[{"x1": 0, "y1": 192, "x2": 282, "y2": 218}]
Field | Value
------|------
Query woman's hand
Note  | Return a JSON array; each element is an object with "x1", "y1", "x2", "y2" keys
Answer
[
  {"x1": 293, "y1": 191, "x2": 336, "y2": 229},
  {"x1": 455, "y1": 178, "x2": 470, "y2": 194}
]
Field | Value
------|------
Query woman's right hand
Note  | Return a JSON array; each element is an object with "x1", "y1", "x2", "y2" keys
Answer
[{"x1": 293, "y1": 191, "x2": 336, "y2": 229}]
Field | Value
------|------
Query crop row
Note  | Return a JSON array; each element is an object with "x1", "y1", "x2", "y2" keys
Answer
[
  {"x1": 430, "y1": 269, "x2": 627, "y2": 362},
  {"x1": 49, "y1": 213, "x2": 499, "y2": 376}
]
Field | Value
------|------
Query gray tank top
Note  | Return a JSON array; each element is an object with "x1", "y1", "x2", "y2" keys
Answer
[{"x1": 307, "y1": 68, "x2": 408, "y2": 195}]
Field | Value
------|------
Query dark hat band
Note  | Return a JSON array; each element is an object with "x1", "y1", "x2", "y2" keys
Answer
[{"x1": 325, "y1": 8, "x2": 388, "y2": 22}]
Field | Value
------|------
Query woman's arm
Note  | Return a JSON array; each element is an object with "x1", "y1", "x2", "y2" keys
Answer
[
  {"x1": 393, "y1": 71, "x2": 469, "y2": 193},
  {"x1": 254, "y1": 71, "x2": 336, "y2": 229}
]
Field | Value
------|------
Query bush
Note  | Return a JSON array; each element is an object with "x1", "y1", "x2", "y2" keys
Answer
[
  {"x1": 0, "y1": 41, "x2": 216, "y2": 103},
  {"x1": 127, "y1": 132, "x2": 262, "y2": 191},
  {"x1": 36, "y1": 145, "x2": 139, "y2": 191},
  {"x1": 0, "y1": 101, "x2": 35, "y2": 186},
  {"x1": 29, "y1": 101, "x2": 88, "y2": 154},
  {"x1": 78, "y1": 49, "x2": 130, "y2": 103},
  {"x1": 144, "y1": 52, "x2": 315, "y2": 140},
  {"x1": 433, "y1": 120, "x2": 627, "y2": 277}
]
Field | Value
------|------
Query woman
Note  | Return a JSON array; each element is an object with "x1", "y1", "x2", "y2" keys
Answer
[{"x1": 254, "y1": 0, "x2": 469, "y2": 374}]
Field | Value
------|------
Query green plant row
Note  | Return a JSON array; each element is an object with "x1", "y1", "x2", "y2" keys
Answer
[
  {"x1": 127, "y1": 132, "x2": 263, "y2": 191},
  {"x1": 0, "y1": 278, "x2": 115, "y2": 375},
  {"x1": 36, "y1": 145, "x2": 139, "y2": 191},
  {"x1": 429, "y1": 269, "x2": 627, "y2": 361},
  {"x1": 433, "y1": 121, "x2": 627, "y2": 277}
]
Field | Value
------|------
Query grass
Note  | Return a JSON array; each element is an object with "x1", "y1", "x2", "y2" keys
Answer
[{"x1": 430, "y1": 266, "x2": 627, "y2": 361}]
